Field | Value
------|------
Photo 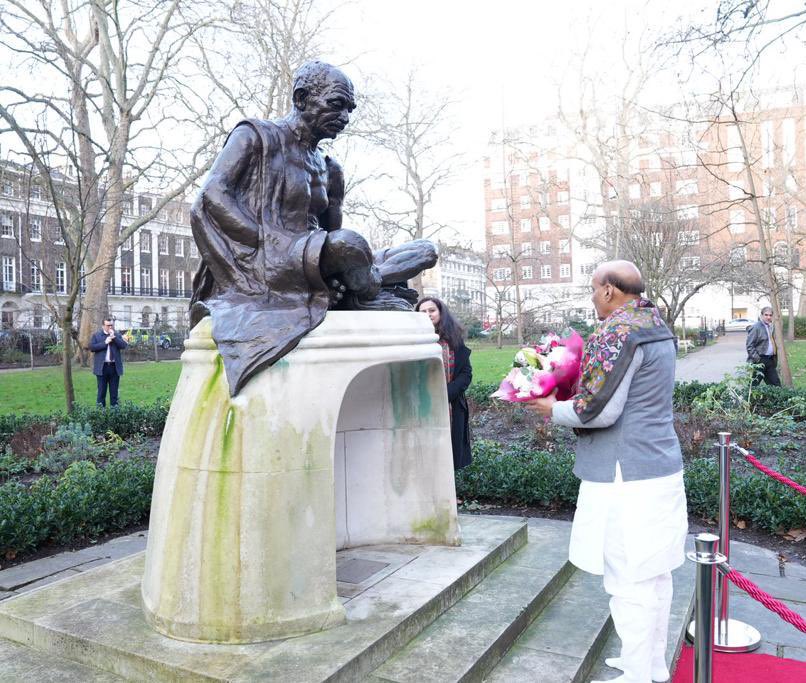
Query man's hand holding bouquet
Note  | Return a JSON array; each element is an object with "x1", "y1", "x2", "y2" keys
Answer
[{"x1": 491, "y1": 330, "x2": 585, "y2": 413}]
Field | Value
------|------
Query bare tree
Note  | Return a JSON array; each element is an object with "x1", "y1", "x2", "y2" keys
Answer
[
  {"x1": 351, "y1": 70, "x2": 461, "y2": 294},
  {"x1": 0, "y1": 0, "x2": 227, "y2": 361}
]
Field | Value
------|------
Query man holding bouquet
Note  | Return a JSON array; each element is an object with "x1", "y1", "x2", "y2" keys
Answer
[{"x1": 527, "y1": 260, "x2": 687, "y2": 683}]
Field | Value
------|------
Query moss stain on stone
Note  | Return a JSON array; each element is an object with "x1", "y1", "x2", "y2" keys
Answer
[{"x1": 411, "y1": 507, "x2": 453, "y2": 543}]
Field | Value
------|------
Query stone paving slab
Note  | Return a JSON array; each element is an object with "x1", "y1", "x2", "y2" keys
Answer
[
  {"x1": 0, "y1": 531, "x2": 147, "y2": 592},
  {"x1": 0, "y1": 515, "x2": 526, "y2": 682},
  {"x1": 0, "y1": 638, "x2": 124, "y2": 682}
]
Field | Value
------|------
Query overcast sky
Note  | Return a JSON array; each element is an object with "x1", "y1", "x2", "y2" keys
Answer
[{"x1": 317, "y1": 0, "x2": 806, "y2": 247}]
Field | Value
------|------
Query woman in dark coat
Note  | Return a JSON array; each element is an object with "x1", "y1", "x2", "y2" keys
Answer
[{"x1": 415, "y1": 297, "x2": 473, "y2": 469}]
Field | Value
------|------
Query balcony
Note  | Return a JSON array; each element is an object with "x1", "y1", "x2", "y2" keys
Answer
[{"x1": 108, "y1": 285, "x2": 192, "y2": 299}]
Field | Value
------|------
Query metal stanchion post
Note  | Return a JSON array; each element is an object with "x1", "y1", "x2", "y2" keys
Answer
[
  {"x1": 687, "y1": 433, "x2": 761, "y2": 652},
  {"x1": 688, "y1": 533, "x2": 724, "y2": 683},
  {"x1": 715, "y1": 433, "x2": 762, "y2": 652}
]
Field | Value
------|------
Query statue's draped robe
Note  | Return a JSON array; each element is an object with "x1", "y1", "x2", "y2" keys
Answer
[{"x1": 190, "y1": 119, "x2": 330, "y2": 395}]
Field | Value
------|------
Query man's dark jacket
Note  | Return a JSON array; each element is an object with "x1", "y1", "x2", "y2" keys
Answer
[
  {"x1": 89, "y1": 331, "x2": 128, "y2": 376},
  {"x1": 448, "y1": 343, "x2": 473, "y2": 470},
  {"x1": 746, "y1": 320, "x2": 776, "y2": 363}
]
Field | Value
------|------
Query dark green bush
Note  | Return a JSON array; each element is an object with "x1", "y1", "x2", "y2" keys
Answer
[
  {"x1": 466, "y1": 382, "x2": 498, "y2": 409},
  {"x1": 0, "y1": 413, "x2": 49, "y2": 449},
  {"x1": 69, "y1": 400, "x2": 169, "y2": 439},
  {"x1": 673, "y1": 380, "x2": 806, "y2": 418},
  {"x1": 0, "y1": 457, "x2": 155, "y2": 557},
  {"x1": 456, "y1": 439, "x2": 579, "y2": 506}
]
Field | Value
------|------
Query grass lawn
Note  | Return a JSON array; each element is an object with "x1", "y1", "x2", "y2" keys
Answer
[
  {"x1": 0, "y1": 361, "x2": 182, "y2": 416},
  {"x1": 0, "y1": 345, "x2": 520, "y2": 416},
  {"x1": 786, "y1": 340, "x2": 806, "y2": 389}
]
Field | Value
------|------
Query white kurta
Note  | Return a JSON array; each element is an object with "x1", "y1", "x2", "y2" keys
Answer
[{"x1": 569, "y1": 463, "x2": 688, "y2": 582}]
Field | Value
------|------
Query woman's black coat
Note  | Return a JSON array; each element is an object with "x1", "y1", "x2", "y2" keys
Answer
[{"x1": 447, "y1": 343, "x2": 472, "y2": 469}]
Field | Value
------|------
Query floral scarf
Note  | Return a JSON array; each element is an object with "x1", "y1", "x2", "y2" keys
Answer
[{"x1": 573, "y1": 298, "x2": 673, "y2": 423}]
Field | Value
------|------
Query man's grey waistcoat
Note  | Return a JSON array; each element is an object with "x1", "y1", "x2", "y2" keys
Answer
[{"x1": 574, "y1": 338, "x2": 682, "y2": 483}]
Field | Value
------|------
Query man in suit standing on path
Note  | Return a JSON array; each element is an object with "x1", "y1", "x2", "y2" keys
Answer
[
  {"x1": 746, "y1": 306, "x2": 781, "y2": 386},
  {"x1": 89, "y1": 318, "x2": 128, "y2": 406}
]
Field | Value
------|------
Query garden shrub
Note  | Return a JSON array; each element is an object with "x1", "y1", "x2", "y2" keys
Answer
[
  {"x1": 0, "y1": 457, "x2": 155, "y2": 558},
  {"x1": 466, "y1": 382, "x2": 498, "y2": 409},
  {"x1": 456, "y1": 438, "x2": 579, "y2": 506},
  {"x1": 67, "y1": 399, "x2": 170, "y2": 439},
  {"x1": 35, "y1": 423, "x2": 105, "y2": 474}
]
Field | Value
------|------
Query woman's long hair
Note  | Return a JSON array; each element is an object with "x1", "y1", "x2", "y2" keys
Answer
[{"x1": 415, "y1": 297, "x2": 465, "y2": 350}]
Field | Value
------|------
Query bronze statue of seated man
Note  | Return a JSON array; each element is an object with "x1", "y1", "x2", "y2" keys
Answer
[{"x1": 189, "y1": 61, "x2": 437, "y2": 395}]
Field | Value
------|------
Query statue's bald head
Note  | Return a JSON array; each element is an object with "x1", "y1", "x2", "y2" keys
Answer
[
  {"x1": 593, "y1": 260, "x2": 644, "y2": 296},
  {"x1": 292, "y1": 61, "x2": 353, "y2": 102}
]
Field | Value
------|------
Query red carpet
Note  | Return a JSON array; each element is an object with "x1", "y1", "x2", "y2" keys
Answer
[{"x1": 672, "y1": 644, "x2": 806, "y2": 682}]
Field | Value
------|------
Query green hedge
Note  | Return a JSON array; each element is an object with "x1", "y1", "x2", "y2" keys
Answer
[
  {"x1": 0, "y1": 458, "x2": 155, "y2": 558},
  {"x1": 0, "y1": 399, "x2": 169, "y2": 449},
  {"x1": 673, "y1": 380, "x2": 806, "y2": 417},
  {"x1": 456, "y1": 439, "x2": 806, "y2": 533}
]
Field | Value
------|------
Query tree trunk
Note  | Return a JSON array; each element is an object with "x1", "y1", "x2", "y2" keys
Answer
[
  {"x1": 734, "y1": 118, "x2": 793, "y2": 385},
  {"x1": 61, "y1": 313, "x2": 75, "y2": 413}
]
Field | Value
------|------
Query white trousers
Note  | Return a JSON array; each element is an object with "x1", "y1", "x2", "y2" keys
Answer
[{"x1": 602, "y1": 471, "x2": 674, "y2": 683}]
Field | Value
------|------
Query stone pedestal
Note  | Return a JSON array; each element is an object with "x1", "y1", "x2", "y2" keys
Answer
[{"x1": 141, "y1": 311, "x2": 460, "y2": 644}]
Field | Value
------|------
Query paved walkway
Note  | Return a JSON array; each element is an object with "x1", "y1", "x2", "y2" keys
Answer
[
  {"x1": 1, "y1": 523, "x2": 804, "y2": 665},
  {"x1": 675, "y1": 332, "x2": 748, "y2": 383}
]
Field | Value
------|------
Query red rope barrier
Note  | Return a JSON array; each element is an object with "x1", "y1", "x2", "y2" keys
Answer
[
  {"x1": 739, "y1": 451, "x2": 806, "y2": 496},
  {"x1": 725, "y1": 568, "x2": 806, "y2": 633}
]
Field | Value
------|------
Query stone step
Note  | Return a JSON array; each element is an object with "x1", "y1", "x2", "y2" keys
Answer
[
  {"x1": 0, "y1": 515, "x2": 527, "y2": 682},
  {"x1": 483, "y1": 569, "x2": 613, "y2": 683},
  {"x1": 0, "y1": 638, "x2": 125, "y2": 682},
  {"x1": 368, "y1": 519, "x2": 575, "y2": 683}
]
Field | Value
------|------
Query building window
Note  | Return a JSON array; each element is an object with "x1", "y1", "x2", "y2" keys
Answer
[
  {"x1": 29, "y1": 218, "x2": 41, "y2": 241},
  {"x1": 123, "y1": 305, "x2": 132, "y2": 327},
  {"x1": 56, "y1": 262, "x2": 66, "y2": 293},
  {"x1": 123, "y1": 234, "x2": 134, "y2": 251},
  {"x1": 787, "y1": 206, "x2": 798, "y2": 228},
  {"x1": 520, "y1": 219, "x2": 532, "y2": 232},
  {"x1": 121, "y1": 266, "x2": 132, "y2": 294},
  {"x1": 79, "y1": 264, "x2": 86, "y2": 293},
  {"x1": 650, "y1": 182, "x2": 662, "y2": 197},
  {"x1": 681, "y1": 256, "x2": 701, "y2": 269},
  {"x1": 123, "y1": 199, "x2": 133, "y2": 215},
  {"x1": 729, "y1": 210, "x2": 745, "y2": 234},
  {"x1": 558, "y1": 214, "x2": 570, "y2": 229},
  {"x1": 520, "y1": 196, "x2": 531, "y2": 209},
  {"x1": 492, "y1": 244, "x2": 510, "y2": 258},
  {"x1": 30, "y1": 260, "x2": 42, "y2": 292},
  {"x1": 491, "y1": 221, "x2": 508, "y2": 235},
  {"x1": 521, "y1": 265, "x2": 533, "y2": 280},
  {"x1": 491, "y1": 198, "x2": 507, "y2": 211},
  {"x1": 33, "y1": 303, "x2": 43, "y2": 328},
  {"x1": 540, "y1": 264, "x2": 552, "y2": 279},
  {"x1": 730, "y1": 246, "x2": 746, "y2": 264},
  {"x1": 158, "y1": 234, "x2": 169, "y2": 255},
  {"x1": 175, "y1": 238, "x2": 184, "y2": 257},
  {"x1": 677, "y1": 205, "x2": 699, "y2": 220},
  {"x1": 2, "y1": 180, "x2": 13, "y2": 196},
  {"x1": 557, "y1": 190, "x2": 569, "y2": 203},
  {"x1": 1, "y1": 213, "x2": 13, "y2": 238},
  {"x1": 141, "y1": 267, "x2": 152, "y2": 293},
  {"x1": 493, "y1": 268, "x2": 511, "y2": 281},
  {"x1": 140, "y1": 231, "x2": 151, "y2": 252},
  {"x1": 189, "y1": 240, "x2": 199, "y2": 258},
  {"x1": 521, "y1": 242, "x2": 533, "y2": 257},
  {"x1": 538, "y1": 216, "x2": 551, "y2": 231},
  {"x1": 560, "y1": 263, "x2": 571, "y2": 278},
  {"x1": 539, "y1": 241, "x2": 551, "y2": 255},
  {"x1": 559, "y1": 239, "x2": 570, "y2": 253},
  {"x1": 159, "y1": 268, "x2": 169, "y2": 295},
  {"x1": 629, "y1": 184, "x2": 641, "y2": 200},
  {"x1": 580, "y1": 263, "x2": 596, "y2": 275},
  {"x1": 678, "y1": 230, "x2": 700, "y2": 246},
  {"x1": 2, "y1": 256, "x2": 15, "y2": 290},
  {"x1": 176, "y1": 270, "x2": 185, "y2": 295},
  {"x1": 30, "y1": 184, "x2": 42, "y2": 200},
  {"x1": 139, "y1": 198, "x2": 152, "y2": 216}
]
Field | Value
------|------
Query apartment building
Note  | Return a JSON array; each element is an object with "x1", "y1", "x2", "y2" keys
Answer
[
  {"x1": 421, "y1": 243, "x2": 486, "y2": 318},
  {"x1": 0, "y1": 162, "x2": 199, "y2": 332},
  {"x1": 483, "y1": 94, "x2": 806, "y2": 326}
]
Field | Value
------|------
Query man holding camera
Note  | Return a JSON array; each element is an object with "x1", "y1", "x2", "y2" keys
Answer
[{"x1": 90, "y1": 318, "x2": 128, "y2": 407}]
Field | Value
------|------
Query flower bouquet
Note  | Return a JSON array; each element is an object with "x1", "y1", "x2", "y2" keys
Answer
[{"x1": 491, "y1": 330, "x2": 585, "y2": 402}]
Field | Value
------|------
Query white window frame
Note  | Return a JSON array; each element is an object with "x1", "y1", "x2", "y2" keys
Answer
[
  {"x1": 140, "y1": 231, "x2": 151, "y2": 252},
  {"x1": 2, "y1": 256, "x2": 15, "y2": 289},
  {"x1": 158, "y1": 234, "x2": 169, "y2": 255},
  {"x1": 29, "y1": 217, "x2": 42, "y2": 242},
  {"x1": 649, "y1": 182, "x2": 662, "y2": 197},
  {"x1": 521, "y1": 265, "x2": 533, "y2": 280},
  {"x1": 141, "y1": 267, "x2": 152, "y2": 292},
  {"x1": 559, "y1": 239, "x2": 570, "y2": 254},
  {"x1": 539, "y1": 240, "x2": 551, "y2": 255},
  {"x1": 557, "y1": 190, "x2": 569, "y2": 203},
  {"x1": 540, "y1": 264, "x2": 552, "y2": 279},
  {"x1": 176, "y1": 270, "x2": 185, "y2": 294},
  {"x1": 678, "y1": 230, "x2": 700, "y2": 246},
  {"x1": 520, "y1": 218, "x2": 532, "y2": 233},
  {"x1": 558, "y1": 215, "x2": 570, "y2": 230},
  {"x1": 491, "y1": 221, "x2": 508, "y2": 235},
  {"x1": 1, "y1": 213, "x2": 13, "y2": 238},
  {"x1": 175, "y1": 238, "x2": 184, "y2": 257},
  {"x1": 56, "y1": 262, "x2": 66, "y2": 294},
  {"x1": 559, "y1": 263, "x2": 571, "y2": 278},
  {"x1": 493, "y1": 268, "x2": 511, "y2": 281},
  {"x1": 538, "y1": 216, "x2": 551, "y2": 231},
  {"x1": 30, "y1": 259, "x2": 42, "y2": 292},
  {"x1": 159, "y1": 268, "x2": 170, "y2": 294}
]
